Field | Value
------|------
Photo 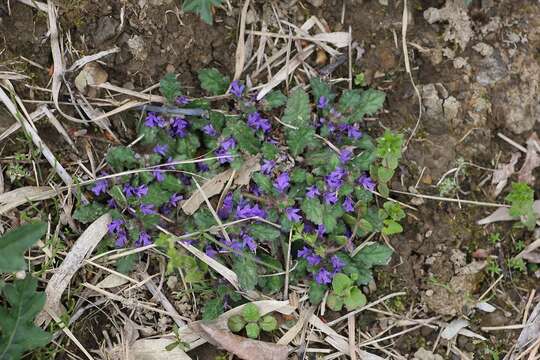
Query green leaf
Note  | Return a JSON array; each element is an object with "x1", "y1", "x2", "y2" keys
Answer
[
  {"x1": 73, "y1": 203, "x2": 107, "y2": 224},
  {"x1": 0, "y1": 277, "x2": 51, "y2": 358},
  {"x1": 183, "y1": 0, "x2": 223, "y2": 25},
  {"x1": 227, "y1": 315, "x2": 246, "y2": 332},
  {"x1": 230, "y1": 122, "x2": 260, "y2": 154},
  {"x1": 249, "y1": 224, "x2": 281, "y2": 241},
  {"x1": 106, "y1": 146, "x2": 138, "y2": 171},
  {"x1": 245, "y1": 323, "x2": 260, "y2": 339},
  {"x1": 332, "y1": 273, "x2": 353, "y2": 296},
  {"x1": 282, "y1": 88, "x2": 311, "y2": 127},
  {"x1": 383, "y1": 202, "x2": 406, "y2": 221},
  {"x1": 355, "y1": 243, "x2": 393, "y2": 267},
  {"x1": 506, "y1": 182, "x2": 537, "y2": 230},
  {"x1": 326, "y1": 293, "x2": 344, "y2": 312},
  {"x1": 253, "y1": 173, "x2": 273, "y2": 194},
  {"x1": 198, "y1": 68, "x2": 229, "y2": 95},
  {"x1": 286, "y1": 127, "x2": 317, "y2": 156},
  {"x1": 262, "y1": 90, "x2": 287, "y2": 109},
  {"x1": 242, "y1": 303, "x2": 261, "y2": 322},
  {"x1": 343, "y1": 286, "x2": 367, "y2": 311},
  {"x1": 0, "y1": 223, "x2": 46, "y2": 273},
  {"x1": 377, "y1": 167, "x2": 394, "y2": 183},
  {"x1": 259, "y1": 315, "x2": 278, "y2": 332},
  {"x1": 234, "y1": 256, "x2": 258, "y2": 291},
  {"x1": 308, "y1": 281, "x2": 327, "y2": 305},
  {"x1": 310, "y1": 77, "x2": 335, "y2": 103},
  {"x1": 108, "y1": 185, "x2": 127, "y2": 208},
  {"x1": 160, "y1": 73, "x2": 182, "y2": 103},
  {"x1": 382, "y1": 219, "x2": 403, "y2": 235},
  {"x1": 302, "y1": 198, "x2": 324, "y2": 225},
  {"x1": 142, "y1": 184, "x2": 171, "y2": 207},
  {"x1": 159, "y1": 175, "x2": 183, "y2": 193},
  {"x1": 138, "y1": 124, "x2": 160, "y2": 146},
  {"x1": 261, "y1": 143, "x2": 279, "y2": 160},
  {"x1": 338, "y1": 89, "x2": 385, "y2": 122},
  {"x1": 202, "y1": 298, "x2": 224, "y2": 320},
  {"x1": 323, "y1": 205, "x2": 344, "y2": 233}
]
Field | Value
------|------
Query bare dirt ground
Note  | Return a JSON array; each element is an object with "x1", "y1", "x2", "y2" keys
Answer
[{"x1": 1, "y1": 0, "x2": 539, "y2": 359}]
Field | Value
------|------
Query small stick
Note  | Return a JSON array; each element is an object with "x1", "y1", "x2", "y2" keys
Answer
[
  {"x1": 522, "y1": 289, "x2": 536, "y2": 325},
  {"x1": 348, "y1": 316, "x2": 357, "y2": 360},
  {"x1": 498, "y1": 132, "x2": 527, "y2": 153},
  {"x1": 481, "y1": 324, "x2": 528, "y2": 332}
]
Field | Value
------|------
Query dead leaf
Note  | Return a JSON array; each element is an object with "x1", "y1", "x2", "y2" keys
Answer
[
  {"x1": 477, "y1": 201, "x2": 540, "y2": 225},
  {"x1": 492, "y1": 152, "x2": 520, "y2": 196},
  {"x1": 131, "y1": 339, "x2": 192, "y2": 360},
  {"x1": 515, "y1": 302, "x2": 540, "y2": 352},
  {"x1": 96, "y1": 273, "x2": 129, "y2": 289},
  {"x1": 441, "y1": 319, "x2": 469, "y2": 340},
  {"x1": 75, "y1": 63, "x2": 108, "y2": 97},
  {"x1": 518, "y1": 133, "x2": 540, "y2": 184},
  {"x1": 0, "y1": 186, "x2": 58, "y2": 215},
  {"x1": 235, "y1": 155, "x2": 261, "y2": 186},
  {"x1": 182, "y1": 169, "x2": 234, "y2": 215},
  {"x1": 191, "y1": 322, "x2": 287, "y2": 360},
  {"x1": 516, "y1": 238, "x2": 540, "y2": 264},
  {"x1": 36, "y1": 213, "x2": 111, "y2": 326}
]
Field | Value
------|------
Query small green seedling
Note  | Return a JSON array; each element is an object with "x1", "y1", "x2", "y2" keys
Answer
[
  {"x1": 505, "y1": 182, "x2": 537, "y2": 231},
  {"x1": 488, "y1": 232, "x2": 501, "y2": 245},
  {"x1": 183, "y1": 0, "x2": 223, "y2": 25},
  {"x1": 508, "y1": 257, "x2": 526, "y2": 273},
  {"x1": 227, "y1": 303, "x2": 278, "y2": 339},
  {"x1": 326, "y1": 273, "x2": 367, "y2": 312},
  {"x1": 379, "y1": 201, "x2": 406, "y2": 235}
]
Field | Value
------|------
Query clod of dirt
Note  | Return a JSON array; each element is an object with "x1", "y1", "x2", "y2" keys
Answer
[
  {"x1": 475, "y1": 50, "x2": 508, "y2": 86},
  {"x1": 127, "y1": 35, "x2": 148, "y2": 61},
  {"x1": 423, "y1": 0, "x2": 473, "y2": 50},
  {"x1": 492, "y1": 54, "x2": 540, "y2": 134},
  {"x1": 94, "y1": 16, "x2": 119, "y2": 44},
  {"x1": 423, "y1": 261, "x2": 485, "y2": 317},
  {"x1": 472, "y1": 42, "x2": 494, "y2": 57},
  {"x1": 414, "y1": 348, "x2": 443, "y2": 360},
  {"x1": 421, "y1": 83, "x2": 461, "y2": 135},
  {"x1": 306, "y1": 0, "x2": 324, "y2": 7},
  {"x1": 74, "y1": 63, "x2": 108, "y2": 97}
]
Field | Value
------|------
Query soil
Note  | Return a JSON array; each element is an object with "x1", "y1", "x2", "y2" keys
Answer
[{"x1": 1, "y1": 0, "x2": 539, "y2": 359}]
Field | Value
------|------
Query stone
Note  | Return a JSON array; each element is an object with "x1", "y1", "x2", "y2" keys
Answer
[{"x1": 94, "y1": 16, "x2": 118, "y2": 44}]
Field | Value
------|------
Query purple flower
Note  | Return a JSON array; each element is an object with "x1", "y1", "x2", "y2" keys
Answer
[
  {"x1": 306, "y1": 253, "x2": 322, "y2": 266},
  {"x1": 274, "y1": 172, "x2": 290, "y2": 193},
  {"x1": 115, "y1": 230, "x2": 128, "y2": 247},
  {"x1": 202, "y1": 124, "x2": 218, "y2": 137},
  {"x1": 123, "y1": 184, "x2": 135, "y2": 197},
  {"x1": 330, "y1": 108, "x2": 342, "y2": 118},
  {"x1": 247, "y1": 112, "x2": 271, "y2": 133},
  {"x1": 179, "y1": 174, "x2": 191, "y2": 186},
  {"x1": 315, "y1": 268, "x2": 332, "y2": 285},
  {"x1": 169, "y1": 193, "x2": 184, "y2": 207},
  {"x1": 221, "y1": 137, "x2": 236, "y2": 150},
  {"x1": 242, "y1": 234, "x2": 257, "y2": 252},
  {"x1": 306, "y1": 185, "x2": 320, "y2": 198},
  {"x1": 140, "y1": 203, "x2": 156, "y2": 215},
  {"x1": 133, "y1": 184, "x2": 148, "y2": 198},
  {"x1": 135, "y1": 231, "x2": 152, "y2": 247},
  {"x1": 91, "y1": 179, "x2": 108, "y2": 196},
  {"x1": 325, "y1": 167, "x2": 347, "y2": 190},
  {"x1": 108, "y1": 219, "x2": 124, "y2": 234},
  {"x1": 153, "y1": 144, "x2": 168, "y2": 156},
  {"x1": 176, "y1": 95, "x2": 190, "y2": 106},
  {"x1": 145, "y1": 112, "x2": 166, "y2": 128},
  {"x1": 218, "y1": 192, "x2": 233, "y2": 219},
  {"x1": 250, "y1": 183, "x2": 261, "y2": 197},
  {"x1": 343, "y1": 196, "x2": 355, "y2": 212},
  {"x1": 236, "y1": 202, "x2": 267, "y2": 219},
  {"x1": 261, "y1": 160, "x2": 275, "y2": 175},
  {"x1": 197, "y1": 162, "x2": 210, "y2": 172},
  {"x1": 331, "y1": 255, "x2": 346, "y2": 273},
  {"x1": 317, "y1": 96, "x2": 329, "y2": 109},
  {"x1": 298, "y1": 246, "x2": 312, "y2": 258},
  {"x1": 285, "y1": 207, "x2": 302, "y2": 222},
  {"x1": 357, "y1": 175, "x2": 376, "y2": 191},
  {"x1": 347, "y1": 124, "x2": 362, "y2": 140},
  {"x1": 107, "y1": 198, "x2": 117, "y2": 209},
  {"x1": 153, "y1": 170, "x2": 165, "y2": 182},
  {"x1": 216, "y1": 137, "x2": 236, "y2": 164},
  {"x1": 229, "y1": 80, "x2": 245, "y2": 97},
  {"x1": 339, "y1": 149, "x2": 353, "y2": 164},
  {"x1": 316, "y1": 224, "x2": 326, "y2": 238},
  {"x1": 324, "y1": 191, "x2": 338, "y2": 205},
  {"x1": 205, "y1": 245, "x2": 218, "y2": 258},
  {"x1": 170, "y1": 117, "x2": 189, "y2": 138}
]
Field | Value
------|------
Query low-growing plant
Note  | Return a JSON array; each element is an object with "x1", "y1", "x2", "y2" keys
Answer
[
  {"x1": 0, "y1": 223, "x2": 51, "y2": 358},
  {"x1": 227, "y1": 303, "x2": 278, "y2": 339},
  {"x1": 327, "y1": 273, "x2": 366, "y2": 312},
  {"x1": 488, "y1": 232, "x2": 501, "y2": 245},
  {"x1": 74, "y1": 70, "x2": 403, "y2": 315},
  {"x1": 182, "y1": 0, "x2": 223, "y2": 25},
  {"x1": 505, "y1": 182, "x2": 537, "y2": 231}
]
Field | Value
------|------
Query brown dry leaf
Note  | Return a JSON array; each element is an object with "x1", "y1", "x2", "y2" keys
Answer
[
  {"x1": 74, "y1": 63, "x2": 108, "y2": 94},
  {"x1": 477, "y1": 201, "x2": 540, "y2": 225},
  {"x1": 191, "y1": 322, "x2": 288, "y2": 360},
  {"x1": 0, "y1": 186, "x2": 58, "y2": 215},
  {"x1": 492, "y1": 152, "x2": 520, "y2": 197},
  {"x1": 182, "y1": 169, "x2": 234, "y2": 215},
  {"x1": 36, "y1": 213, "x2": 111, "y2": 326},
  {"x1": 516, "y1": 238, "x2": 540, "y2": 263},
  {"x1": 131, "y1": 339, "x2": 192, "y2": 360},
  {"x1": 235, "y1": 154, "x2": 261, "y2": 186},
  {"x1": 515, "y1": 302, "x2": 540, "y2": 353},
  {"x1": 518, "y1": 132, "x2": 540, "y2": 184}
]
